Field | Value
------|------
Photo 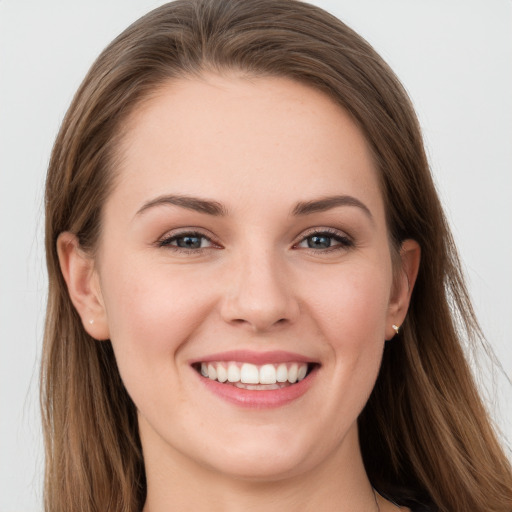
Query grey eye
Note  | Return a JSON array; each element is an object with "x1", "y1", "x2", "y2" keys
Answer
[
  {"x1": 296, "y1": 230, "x2": 353, "y2": 251},
  {"x1": 159, "y1": 232, "x2": 213, "y2": 249},
  {"x1": 175, "y1": 235, "x2": 204, "y2": 249},
  {"x1": 307, "y1": 234, "x2": 333, "y2": 249}
]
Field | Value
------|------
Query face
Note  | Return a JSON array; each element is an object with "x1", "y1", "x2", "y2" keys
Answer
[{"x1": 75, "y1": 74, "x2": 414, "y2": 481}]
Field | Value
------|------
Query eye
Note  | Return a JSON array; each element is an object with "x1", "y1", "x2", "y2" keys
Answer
[
  {"x1": 158, "y1": 231, "x2": 216, "y2": 251},
  {"x1": 296, "y1": 229, "x2": 353, "y2": 251}
]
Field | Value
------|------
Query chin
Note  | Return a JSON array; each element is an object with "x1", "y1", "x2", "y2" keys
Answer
[
  {"x1": 205, "y1": 451, "x2": 313, "y2": 483},
  {"x1": 189, "y1": 423, "x2": 336, "y2": 483}
]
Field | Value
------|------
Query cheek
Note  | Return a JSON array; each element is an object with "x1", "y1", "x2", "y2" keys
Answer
[
  {"x1": 320, "y1": 264, "x2": 391, "y2": 410},
  {"x1": 99, "y1": 256, "x2": 217, "y2": 369},
  {"x1": 305, "y1": 258, "x2": 393, "y2": 379},
  {"x1": 312, "y1": 263, "x2": 391, "y2": 332}
]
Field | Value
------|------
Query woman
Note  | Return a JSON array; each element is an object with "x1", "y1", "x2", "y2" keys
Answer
[{"x1": 41, "y1": 0, "x2": 512, "y2": 511}]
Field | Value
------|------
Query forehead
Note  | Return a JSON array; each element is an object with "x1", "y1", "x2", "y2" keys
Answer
[{"x1": 110, "y1": 74, "x2": 385, "y2": 222}]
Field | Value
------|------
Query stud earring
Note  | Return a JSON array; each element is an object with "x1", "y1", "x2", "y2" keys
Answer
[{"x1": 392, "y1": 324, "x2": 400, "y2": 335}]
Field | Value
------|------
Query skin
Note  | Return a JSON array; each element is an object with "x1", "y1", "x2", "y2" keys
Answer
[{"x1": 58, "y1": 74, "x2": 419, "y2": 512}]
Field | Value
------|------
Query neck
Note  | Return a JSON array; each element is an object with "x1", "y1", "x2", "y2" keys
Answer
[{"x1": 141, "y1": 422, "x2": 378, "y2": 512}]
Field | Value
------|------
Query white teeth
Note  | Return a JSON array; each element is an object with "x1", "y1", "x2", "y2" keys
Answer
[
  {"x1": 297, "y1": 364, "x2": 307, "y2": 381},
  {"x1": 199, "y1": 361, "x2": 310, "y2": 386},
  {"x1": 288, "y1": 363, "x2": 298, "y2": 383},
  {"x1": 240, "y1": 363, "x2": 259, "y2": 384},
  {"x1": 216, "y1": 365, "x2": 228, "y2": 383},
  {"x1": 227, "y1": 363, "x2": 241, "y2": 382},
  {"x1": 207, "y1": 363, "x2": 217, "y2": 381},
  {"x1": 276, "y1": 363, "x2": 288, "y2": 383},
  {"x1": 235, "y1": 382, "x2": 281, "y2": 390},
  {"x1": 259, "y1": 364, "x2": 277, "y2": 384}
]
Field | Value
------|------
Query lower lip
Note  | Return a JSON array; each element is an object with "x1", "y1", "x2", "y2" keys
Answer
[{"x1": 196, "y1": 367, "x2": 317, "y2": 408}]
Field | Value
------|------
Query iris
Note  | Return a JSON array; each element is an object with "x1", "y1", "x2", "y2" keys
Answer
[{"x1": 307, "y1": 234, "x2": 332, "y2": 249}]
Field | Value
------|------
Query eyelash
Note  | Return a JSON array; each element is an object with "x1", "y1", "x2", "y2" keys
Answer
[
  {"x1": 157, "y1": 230, "x2": 219, "y2": 254},
  {"x1": 294, "y1": 228, "x2": 354, "y2": 253},
  {"x1": 156, "y1": 228, "x2": 354, "y2": 254}
]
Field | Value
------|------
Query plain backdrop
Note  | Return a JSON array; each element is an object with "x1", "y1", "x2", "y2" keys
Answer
[{"x1": 1, "y1": 1, "x2": 511, "y2": 510}]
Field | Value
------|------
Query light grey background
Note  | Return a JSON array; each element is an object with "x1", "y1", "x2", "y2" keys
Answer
[{"x1": 1, "y1": 1, "x2": 511, "y2": 510}]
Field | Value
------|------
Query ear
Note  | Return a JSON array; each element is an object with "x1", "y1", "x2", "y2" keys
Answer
[
  {"x1": 57, "y1": 232, "x2": 110, "y2": 340},
  {"x1": 385, "y1": 239, "x2": 421, "y2": 340}
]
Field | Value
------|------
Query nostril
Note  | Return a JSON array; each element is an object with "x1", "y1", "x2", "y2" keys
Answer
[
  {"x1": 226, "y1": 316, "x2": 290, "y2": 332},
  {"x1": 219, "y1": 277, "x2": 300, "y2": 332}
]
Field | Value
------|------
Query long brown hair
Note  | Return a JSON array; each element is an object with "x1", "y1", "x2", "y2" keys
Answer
[{"x1": 42, "y1": 1, "x2": 512, "y2": 511}]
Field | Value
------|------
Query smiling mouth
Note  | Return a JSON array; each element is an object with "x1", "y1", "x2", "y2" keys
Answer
[{"x1": 193, "y1": 361, "x2": 316, "y2": 390}]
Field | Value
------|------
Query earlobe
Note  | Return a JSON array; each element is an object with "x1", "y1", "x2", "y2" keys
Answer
[
  {"x1": 57, "y1": 232, "x2": 110, "y2": 340},
  {"x1": 386, "y1": 239, "x2": 421, "y2": 340}
]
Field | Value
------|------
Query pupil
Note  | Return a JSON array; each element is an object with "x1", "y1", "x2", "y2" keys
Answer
[
  {"x1": 177, "y1": 236, "x2": 201, "y2": 248},
  {"x1": 308, "y1": 235, "x2": 331, "y2": 249}
]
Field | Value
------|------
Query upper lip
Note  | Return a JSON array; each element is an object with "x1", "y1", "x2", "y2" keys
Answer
[{"x1": 189, "y1": 350, "x2": 317, "y2": 365}]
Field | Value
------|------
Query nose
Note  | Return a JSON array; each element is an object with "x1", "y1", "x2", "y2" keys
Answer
[{"x1": 220, "y1": 249, "x2": 300, "y2": 332}]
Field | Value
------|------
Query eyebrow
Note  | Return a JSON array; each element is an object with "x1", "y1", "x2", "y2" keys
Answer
[
  {"x1": 135, "y1": 193, "x2": 372, "y2": 220},
  {"x1": 136, "y1": 194, "x2": 228, "y2": 216},
  {"x1": 292, "y1": 195, "x2": 373, "y2": 220}
]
